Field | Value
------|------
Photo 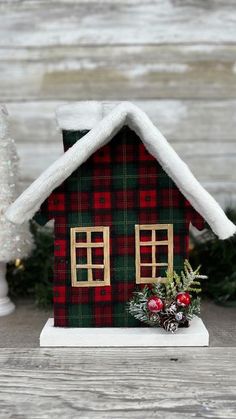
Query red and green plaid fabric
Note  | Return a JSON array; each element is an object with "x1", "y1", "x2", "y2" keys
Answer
[{"x1": 35, "y1": 126, "x2": 205, "y2": 327}]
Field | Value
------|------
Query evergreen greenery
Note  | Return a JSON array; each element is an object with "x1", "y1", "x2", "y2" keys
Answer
[
  {"x1": 7, "y1": 221, "x2": 54, "y2": 307},
  {"x1": 190, "y1": 208, "x2": 236, "y2": 306}
]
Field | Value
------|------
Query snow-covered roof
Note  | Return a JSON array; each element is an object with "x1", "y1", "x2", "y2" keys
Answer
[{"x1": 6, "y1": 101, "x2": 236, "y2": 240}]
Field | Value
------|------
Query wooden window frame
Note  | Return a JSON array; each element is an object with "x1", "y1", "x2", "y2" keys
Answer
[
  {"x1": 135, "y1": 224, "x2": 173, "y2": 284},
  {"x1": 70, "y1": 226, "x2": 110, "y2": 287}
]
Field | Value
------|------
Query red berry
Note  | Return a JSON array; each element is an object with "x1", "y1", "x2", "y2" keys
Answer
[
  {"x1": 147, "y1": 296, "x2": 164, "y2": 313},
  {"x1": 176, "y1": 292, "x2": 191, "y2": 307}
]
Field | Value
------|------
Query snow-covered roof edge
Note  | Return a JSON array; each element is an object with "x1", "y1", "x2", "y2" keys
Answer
[{"x1": 6, "y1": 101, "x2": 236, "y2": 240}]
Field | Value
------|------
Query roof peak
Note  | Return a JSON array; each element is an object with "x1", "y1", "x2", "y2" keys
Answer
[
  {"x1": 56, "y1": 101, "x2": 139, "y2": 131},
  {"x1": 6, "y1": 101, "x2": 236, "y2": 239}
]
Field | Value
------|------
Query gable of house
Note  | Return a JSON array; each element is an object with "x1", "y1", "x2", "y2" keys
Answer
[{"x1": 7, "y1": 102, "x2": 236, "y2": 240}]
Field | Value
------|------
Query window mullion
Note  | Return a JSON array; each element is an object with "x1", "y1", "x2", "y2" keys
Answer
[
  {"x1": 103, "y1": 227, "x2": 110, "y2": 285},
  {"x1": 151, "y1": 229, "x2": 156, "y2": 279},
  {"x1": 70, "y1": 228, "x2": 77, "y2": 287},
  {"x1": 135, "y1": 225, "x2": 141, "y2": 283},
  {"x1": 86, "y1": 231, "x2": 93, "y2": 282},
  {"x1": 167, "y1": 224, "x2": 173, "y2": 274}
]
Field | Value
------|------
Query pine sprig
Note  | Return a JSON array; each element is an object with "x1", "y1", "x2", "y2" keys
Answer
[
  {"x1": 152, "y1": 283, "x2": 166, "y2": 299},
  {"x1": 163, "y1": 260, "x2": 206, "y2": 300},
  {"x1": 128, "y1": 286, "x2": 151, "y2": 323},
  {"x1": 185, "y1": 297, "x2": 201, "y2": 320},
  {"x1": 179, "y1": 260, "x2": 207, "y2": 294},
  {"x1": 165, "y1": 269, "x2": 178, "y2": 300},
  {"x1": 128, "y1": 261, "x2": 205, "y2": 332}
]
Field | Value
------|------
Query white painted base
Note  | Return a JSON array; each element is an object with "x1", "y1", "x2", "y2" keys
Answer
[{"x1": 40, "y1": 317, "x2": 209, "y2": 347}]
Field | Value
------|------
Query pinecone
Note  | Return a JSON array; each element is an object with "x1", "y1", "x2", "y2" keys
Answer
[
  {"x1": 165, "y1": 303, "x2": 177, "y2": 315},
  {"x1": 165, "y1": 319, "x2": 178, "y2": 333},
  {"x1": 159, "y1": 314, "x2": 179, "y2": 333},
  {"x1": 179, "y1": 318, "x2": 190, "y2": 328}
]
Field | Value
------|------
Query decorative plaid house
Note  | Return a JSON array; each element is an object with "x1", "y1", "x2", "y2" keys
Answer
[{"x1": 7, "y1": 102, "x2": 236, "y2": 328}]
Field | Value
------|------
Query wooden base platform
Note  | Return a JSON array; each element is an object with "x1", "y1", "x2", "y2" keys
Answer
[{"x1": 40, "y1": 317, "x2": 209, "y2": 347}]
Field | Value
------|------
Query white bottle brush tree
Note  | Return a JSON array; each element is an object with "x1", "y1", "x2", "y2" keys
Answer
[{"x1": 0, "y1": 105, "x2": 33, "y2": 316}]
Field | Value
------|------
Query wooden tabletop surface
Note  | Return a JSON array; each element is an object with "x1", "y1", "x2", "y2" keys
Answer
[
  {"x1": 0, "y1": 300, "x2": 236, "y2": 417},
  {"x1": 0, "y1": 347, "x2": 235, "y2": 418}
]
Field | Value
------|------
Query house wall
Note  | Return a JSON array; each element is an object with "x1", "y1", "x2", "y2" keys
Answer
[
  {"x1": 37, "y1": 127, "x2": 204, "y2": 327},
  {"x1": 2, "y1": 1, "x2": 236, "y2": 207}
]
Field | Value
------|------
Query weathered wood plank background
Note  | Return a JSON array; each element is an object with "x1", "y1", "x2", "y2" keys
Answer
[
  {"x1": 1, "y1": 0, "x2": 236, "y2": 206},
  {"x1": 0, "y1": 347, "x2": 236, "y2": 418}
]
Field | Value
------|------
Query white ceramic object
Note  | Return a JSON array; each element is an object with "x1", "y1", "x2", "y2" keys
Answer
[{"x1": 0, "y1": 262, "x2": 15, "y2": 316}]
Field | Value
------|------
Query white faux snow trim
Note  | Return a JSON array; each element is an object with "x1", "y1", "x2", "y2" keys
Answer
[
  {"x1": 56, "y1": 101, "x2": 104, "y2": 130},
  {"x1": 6, "y1": 101, "x2": 236, "y2": 240},
  {"x1": 56, "y1": 101, "x2": 123, "y2": 130}
]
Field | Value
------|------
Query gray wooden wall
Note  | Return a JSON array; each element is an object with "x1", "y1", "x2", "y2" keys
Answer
[{"x1": 1, "y1": 0, "x2": 236, "y2": 207}]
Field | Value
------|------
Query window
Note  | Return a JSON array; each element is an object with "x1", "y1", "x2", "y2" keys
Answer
[
  {"x1": 135, "y1": 224, "x2": 173, "y2": 284},
  {"x1": 70, "y1": 226, "x2": 110, "y2": 287}
]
